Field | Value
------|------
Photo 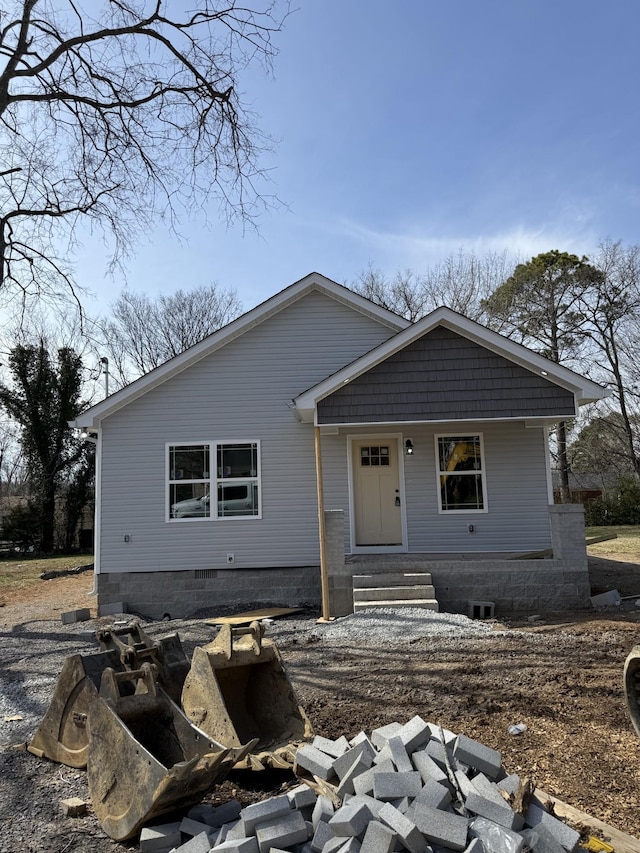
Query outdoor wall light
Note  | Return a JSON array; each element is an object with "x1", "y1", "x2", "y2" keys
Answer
[{"x1": 405, "y1": 439, "x2": 414, "y2": 455}]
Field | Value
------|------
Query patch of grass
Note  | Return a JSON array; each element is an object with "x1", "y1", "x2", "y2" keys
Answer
[
  {"x1": 586, "y1": 525, "x2": 640, "y2": 560},
  {"x1": 0, "y1": 554, "x2": 93, "y2": 593}
]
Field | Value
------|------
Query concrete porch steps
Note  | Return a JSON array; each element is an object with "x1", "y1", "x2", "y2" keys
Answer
[{"x1": 352, "y1": 571, "x2": 439, "y2": 612}]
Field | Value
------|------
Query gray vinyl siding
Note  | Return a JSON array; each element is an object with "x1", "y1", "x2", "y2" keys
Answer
[
  {"x1": 317, "y1": 326, "x2": 575, "y2": 423},
  {"x1": 320, "y1": 422, "x2": 552, "y2": 553},
  {"x1": 98, "y1": 290, "x2": 399, "y2": 575}
]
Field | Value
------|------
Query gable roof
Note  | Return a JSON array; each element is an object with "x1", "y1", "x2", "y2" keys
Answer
[
  {"x1": 73, "y1": 273, "x2": 409, "y2": 430},
  {"x1": 293, "y1": 305, "x2": 609, "y2": 423}
]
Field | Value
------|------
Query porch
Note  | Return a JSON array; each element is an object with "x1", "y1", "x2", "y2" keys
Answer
[{"x1": 324, "y1": 504, "x2": 591, "y2": 618}]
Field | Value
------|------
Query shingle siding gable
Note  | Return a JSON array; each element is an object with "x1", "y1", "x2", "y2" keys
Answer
[{"x1": 317, "y1": 326, "x2": 576, "y2": 424}]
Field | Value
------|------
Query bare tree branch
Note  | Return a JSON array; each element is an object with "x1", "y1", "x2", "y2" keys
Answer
[{"x1": 0, "y1": 0, "x2": 288, "y2": 314}]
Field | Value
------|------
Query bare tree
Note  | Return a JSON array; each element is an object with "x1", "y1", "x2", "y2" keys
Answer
[
  {"x1": 0, "y1": 1, "x2": 288, "y2": 312},
  {"x1": 576, "y1": 240, "x2": 640, "y2": 476},
  {"x1": 101, "y1": 283, "x2": 243, "y2": 385},
  {"x1": 352, "y1": 250, "x2": 517, "y2": 322}
]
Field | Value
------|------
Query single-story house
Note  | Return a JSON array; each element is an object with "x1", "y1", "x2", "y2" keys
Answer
[{"x1": 73, "y1": 273, "x2": 608, "y2": 619}]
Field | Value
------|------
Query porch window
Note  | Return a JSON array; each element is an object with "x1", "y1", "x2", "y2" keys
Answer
[
  {"x1": 436, "y1": 434, "x2": 486, "y2": 512},
  {"x1": 168, "y1": 441, "x2": 260, "y2": 520}
]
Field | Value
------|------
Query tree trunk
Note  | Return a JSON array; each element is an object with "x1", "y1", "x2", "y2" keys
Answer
[{"x1": 40, "y1": 483, "x2": 56, "y2": 553}]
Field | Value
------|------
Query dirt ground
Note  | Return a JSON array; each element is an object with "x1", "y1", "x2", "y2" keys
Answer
[{"x1": 2, "y1": 556, "x2": 640, "y2": 850}]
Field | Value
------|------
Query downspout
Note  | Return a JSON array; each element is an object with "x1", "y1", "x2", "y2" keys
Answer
[{"x1": 314, "y1": 426, "x2": 331, "y2": 621}]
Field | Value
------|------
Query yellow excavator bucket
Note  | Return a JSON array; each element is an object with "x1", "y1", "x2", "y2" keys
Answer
[
  {"x1": 181, "y1": 621, "x2": 313, "y2": 770},
  {"x1": 28, "y1": 621, "x2": 190, "y2": 768},
  {"x1": 28, "y1": 649, "x2": 121, "y2": 768},
  {"x1": 87, "y1": 663, "x2": 256, "y2": 841},
  {"x1": 624, "y1": 644, "x2": 640, "y2": 738}
]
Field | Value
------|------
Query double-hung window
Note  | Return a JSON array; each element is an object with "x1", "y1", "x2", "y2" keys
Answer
[
  {"x1": 436, "y1": 434, "x2": 486, "y2": 512},
  {"x1": 168, "y1": 441, "x2": 260, "y2": 520}
]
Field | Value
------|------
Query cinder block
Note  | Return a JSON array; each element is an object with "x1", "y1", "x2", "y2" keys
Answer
[
  {"x1": 328, "y1": 802, "x2": 372, "y2": 839},
  {"x1": 388, "y1": 797, "x2": 410, "y2": 814},
  {"x1": 313, "y1": 735, "x2": 350, "y2": 758},
  {"x1": 242, "y1": 795, "x2": 292, "y2": 834},
  {"x1": 323, "y1": 836, "x2": 351, "y2": 853},
  {"x1": 387, "y1": 736, "x2": 413, "y2": 773},
  {"x1": 525, "y1": 803, "x2": 581, "y2": 852},
  {"x1": 590, "y1": 589, "x2": 621, "y2": 607},
  {"x1": 413, "y1": 781, "x2": 452, "y2": 811},
  {"x1": 61, "y1": 608, "x2": 91, "y2": 624},
  {"x1": 412, "y1": 803, "x2": 469, "y2": 852},
  {"x1": 288, "y1": 784, "x2": 318, "y2": 811},
  {"x1": 98, "y1": 601, "x2": 127, "y2": 616},
  {"x1": 453, "y1": 735, "x2": 502, "y2": 780},
  {"x1": 378, "y1": 802, "x2": 428, "y2": 853},
  {"x1": 520, "y1": 825, "x2": 566, "y2": 853},
  {"x1": 215, "y1": 839, "x2": 260, "y2": 853},
  {"x1": 312, "y1": 796, "x2": 335, "y2": 830},
  {"x1": 296, "y1": 745, "x2": 339, "y2": 781},
  {"x1": 140, "y1": 822, "x2": 182, "y2": 853},
  {"x1": 311, "y1": 821, "x2": 334, "y2": 853},
  {"x1": 336, "y1": 838, "x2": 362, "y2": 853},
  {"x1": 360, "y1": 820, "x2": 397, "y2": 853},
  {"x1": 254, "y1": 810, "x2": 309, "y2": 853},
  {"x1": 212, "y1": 801, "x2": 243, "y2": 827},
  {"x1": 187, "y1": 803, "x2": 219, "y2": 825},
  {"x1": 497, "y1": 774, "x2": 521, "y2": 797},
  {"x1": 399, "y1": 716, "x2": 431, "y2": 754},
  {"x1": 175, "y1": 832, "x2": 215, "y2": 853},
  {"x1": 353, "y1": 760, "x2": 395, "y2": 797},
  {"x1": 371, "y1": 722, "x2": 403, "y2": 750},
  {"x1": 337, "y1": 755, "x2": 373, "y2": 797},
  {"x1": 373, "y1": 771, "x2": 423, "y2": 801},
  {"x1": 225, "y1": 820, "x2": 248, "y2": 842},
  {"x1": 412, "y1": 749, "x2": 449, "y2": 786},
  {"x1": 453, "y1": 769, "x2": 476, "y2": 801},
  {"x1": 345, "y1": 795, "x2": 384, "y2": 820},
  {"x1": 465, "y1": 792, "x2": 523, "y2": 830},
  {"x1": 180, "y1": 817, "x2": 215, "y2": 838},
  {"x1": 425, "y1": 738, "x2": 455, "y2": 772},
  {"x1": 427, "y1": 724, "x2": 457, "y2": 745},
  {"x1": 470, "y1": 773, "x2": 511, "y2": 807},
  {"x1": 373, "y1": 745, "x2": 393, "y2": 766},
  {"x1": 350, "y1": 732, "x2": 375, "y2": 750},
  {"x1": 333, "y1": 743, "x2": 375, "y2": 780}
]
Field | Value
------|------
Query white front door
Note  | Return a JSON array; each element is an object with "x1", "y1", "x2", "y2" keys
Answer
[{"x1": 352, "y1": 439, "x2": 403, "y2": 546}]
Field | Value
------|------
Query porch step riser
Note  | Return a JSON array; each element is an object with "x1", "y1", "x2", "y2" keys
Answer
[
  {"x1": 352, "y1": 572, "x2": 433, "y2": 588},
  {"x1": 353, "y1": 599, "x2": 439, "y2": 612},
  {"x1": 353, "y1": 585, "x2": 436, "y2": 602}
]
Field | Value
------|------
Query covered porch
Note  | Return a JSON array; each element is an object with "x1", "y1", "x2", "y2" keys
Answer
[{"x1": 321, "y1": 504, "x2": 591, "y2": 618}]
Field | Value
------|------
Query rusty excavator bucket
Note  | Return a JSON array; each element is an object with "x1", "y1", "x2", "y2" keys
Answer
[
  {"x1": 28, "y1": 621, "x2": 190, "y2": 768},
  {"x1": 181, "y1": 621, "x2": 314, "y2": 770},
  {"x1": 87, "y1": 663, "x2": 256, "y2": 841},
  {"x1": 624, "y1": 645, "x2": 640, "y2": 738}
]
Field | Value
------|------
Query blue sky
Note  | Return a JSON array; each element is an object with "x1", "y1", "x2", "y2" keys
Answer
[{"x1": 76, "y1": 1, "x2": 640, "y2": 318}]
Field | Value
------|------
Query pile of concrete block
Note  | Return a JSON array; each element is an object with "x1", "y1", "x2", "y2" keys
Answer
[{"x1": 139, "y1": 716, "x2": 581, "y2": 853}]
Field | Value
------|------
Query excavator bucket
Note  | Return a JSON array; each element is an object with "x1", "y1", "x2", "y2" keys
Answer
[
  {"x1": 87, "y1": 663, "x2": 256, "y2": 841},
  {"x1": 28, "y1": 621, "x2": 190, "y2": 768},
  {"x1": 95, "y1": 621, "x2": 190, "y2": 704},
  {"x1": 624, "y1": 645, "x2": 640, "y2": 737},
  {"x1": 181, "y1": 621, "x2": 314, "y2": 770}
]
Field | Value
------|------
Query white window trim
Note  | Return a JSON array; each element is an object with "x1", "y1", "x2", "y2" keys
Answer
[
  {"x1": 434, "y1": 433, "x2": 488, "y2": 514},
  {"x1": 166, "y1": 440, "x2": 262, "y2": 522}
]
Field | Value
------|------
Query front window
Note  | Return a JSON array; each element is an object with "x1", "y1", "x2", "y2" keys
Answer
[
  {"x1": 168, "y1": 441, "x2": 260, "y2": 520},
  {"x1": 436, "y1": 435, "x2": 486, "y2": 512}
]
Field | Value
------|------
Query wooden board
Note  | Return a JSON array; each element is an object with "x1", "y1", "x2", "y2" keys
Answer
[
  {"x1": 206, "y1": 607, "x2": 302, "y2": 626},
  {"x1": 536, "y1": 789, "x2": 640, "y2": 853}
]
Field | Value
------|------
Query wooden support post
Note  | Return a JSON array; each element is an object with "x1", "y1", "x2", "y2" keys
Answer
[{"x1": 315, "y1": 426, "x2": 331, "y2": 621}]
